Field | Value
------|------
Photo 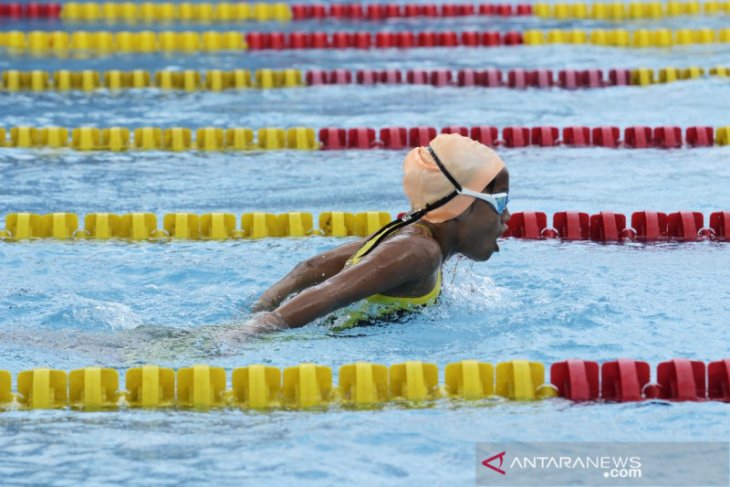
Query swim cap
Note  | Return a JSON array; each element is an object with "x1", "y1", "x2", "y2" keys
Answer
[{"x1": 402, "y1": 133, "x2": 505, "y2": 223}]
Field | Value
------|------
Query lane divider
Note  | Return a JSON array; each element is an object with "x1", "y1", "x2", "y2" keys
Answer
[
  {"x1": 0, "y1": 2, "x2": 292, "y2": 22},
  {"x1": 1, "y1": 210, "x2": 728, "y2": 242},
  {"x1": 1, "y1": 125, "x2": 729, "y2": 151},
  {"x1": 1, "y1": 66, "x2": 728, "y2": 92},
  {"x1": 0, "y1": 2, "x2": 535, "y2": 21},
  {"x1": 4, "y1": 2, "x2": 730, "y2": 22},
  {"x1": 3, "y1": 28, "x2": 730, "y2": 53},
  {"x1": 0, "y1": 359, "x2": 728, "y2": 410}
]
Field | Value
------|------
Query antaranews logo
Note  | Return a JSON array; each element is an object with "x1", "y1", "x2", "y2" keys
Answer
[
  {"x1": 481, "y1": 451, "x2": 507, "y2": 475},
  {"x1": 476, "y1": 442, "x2": 729, "y2": 487},
  {"x1": 481, "y1": 451, "x2": 642, "y2": 477}
]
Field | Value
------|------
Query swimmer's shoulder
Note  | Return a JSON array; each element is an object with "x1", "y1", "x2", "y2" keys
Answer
[
  {"x1": 389, "y1": 223, "x2": 443, "y2": 269},
  {"x1": 356, "y1": 221, "x2": 442, "y2": 273}
]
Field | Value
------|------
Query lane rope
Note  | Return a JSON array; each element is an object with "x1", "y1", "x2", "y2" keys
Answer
[
  {"x1": 1, "y1": 210, "x2": 728, "y2": 242},
  {"x1": 0, "y1": 125, "x2": 729, "y2": 151},
  {"x1": 0, "y1": 359, "x2": 727, "y2": 410},
  {"x1": 2, "y1": 28, "x2": 730, "y2": 53},
  {"x1": 3, "y1": 1, "x2": 730, "y2": 22},
  {"x1": 0, "y1": 2, "x2": 533, "y2": 21},
  {"x1": 1, "y1": 66, "x2": 728, "y2": 92}
]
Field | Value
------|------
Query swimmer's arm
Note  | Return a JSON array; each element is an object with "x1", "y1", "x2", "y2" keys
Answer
[
  {"x1": 252, "y1": 239, "x2": 365, "y2": 312},
  {"x1": 270, "y1": 241, "x2": 440, "y2": 329}
]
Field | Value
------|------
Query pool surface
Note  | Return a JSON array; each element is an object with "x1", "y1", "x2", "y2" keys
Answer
[{"x1": 1, "y1": 5, "x2": 730, "y2": 486}]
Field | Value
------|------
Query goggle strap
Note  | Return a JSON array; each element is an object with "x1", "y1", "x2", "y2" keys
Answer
[
  {"x1": 354, "y1": 190, "x2": 458, "y2": 261},
  {"x1": 427, "y1": 146, "x2": 463, "y2": 192}
]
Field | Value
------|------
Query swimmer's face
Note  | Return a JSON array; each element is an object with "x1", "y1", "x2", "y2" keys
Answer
[{"x1": 456, "y1": 167, "x2": 510, "y2": 261}]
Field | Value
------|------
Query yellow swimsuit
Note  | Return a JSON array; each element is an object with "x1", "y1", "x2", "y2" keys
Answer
[{"x1": 332, "y1": 223, "x2": 441, "y2": 330}]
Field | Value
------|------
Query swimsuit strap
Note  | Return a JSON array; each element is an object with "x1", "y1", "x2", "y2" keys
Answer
[
  {"x1": 347, "y1": 220, "x2": 434, "y2": 266},
  {"x1": 412, "y1": 221, "x2": 434, "y2": 238},
  {"x1": 346, "y1": 224, "x2": 391, "y2": 266}
]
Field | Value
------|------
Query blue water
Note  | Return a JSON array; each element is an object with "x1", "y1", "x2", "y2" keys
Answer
[{"x1": 1, "y1": 9, "x2": 730, "y2": 487}]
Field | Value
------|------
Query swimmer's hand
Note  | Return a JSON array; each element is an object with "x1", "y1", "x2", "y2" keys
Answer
[{"x1": 217, "y1": 311, "x2": 288, "y2": 344}]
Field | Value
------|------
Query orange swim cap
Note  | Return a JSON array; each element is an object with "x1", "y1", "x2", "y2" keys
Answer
[{"x1": 402, "y1": 133, "x2": 505, "y2": 223}]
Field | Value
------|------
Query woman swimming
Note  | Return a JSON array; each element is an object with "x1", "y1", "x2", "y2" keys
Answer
[{"x1": 231, "y1": 133, "x2": 510, "y2": 336}]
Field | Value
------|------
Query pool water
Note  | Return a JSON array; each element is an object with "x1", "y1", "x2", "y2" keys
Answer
[{"x1": 1, "y1": 9, "x2": 730, "y2": 487}]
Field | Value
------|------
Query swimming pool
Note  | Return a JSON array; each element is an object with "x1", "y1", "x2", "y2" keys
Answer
[{"x1": 1, "y1": 5, "x2": 730, "y2": 486}]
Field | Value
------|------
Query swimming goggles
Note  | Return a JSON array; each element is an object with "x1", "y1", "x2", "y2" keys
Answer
[
  {"x1": 457, "y1": 187, "x2": 509, "y2": 215},
  {"x1": 426, "y1": 146, "x2": 509, "y2": 215}
]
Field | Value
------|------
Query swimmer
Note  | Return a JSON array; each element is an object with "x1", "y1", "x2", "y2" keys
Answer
[{"x1": 227, "y1": 133, "x2": 509, "y2": 338}]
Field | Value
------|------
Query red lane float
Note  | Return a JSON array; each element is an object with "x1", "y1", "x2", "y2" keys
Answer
[
  {"x1": 505, "y1": 211, "x2": 728, "y2": 243},
  {"x1": 409, "y1": 126, "x2": 437, "y2": 147},
  {"x1": 686, "y1": 126, "x2": 714, "y2": 147},
  {"x1": 583, "y1": 69, "x2": 605, "y2": 88},
  {"x1": 430, "y1": 70, "x2": 452, "y2": 87},
  {"x1": 624, "y1": 126, "x2": 653, "y2": 148},
  {"x1": 592, "y1": 127, "x2": 621, "y2": 148},
  {"x1": 710, "y1": 212, "x2": 730, "y2": 241},
  {"x1": 558, "y1": 70, "x2": 580, "y2": 89},
  {"x1": 305, "y1": 70, "x2": 327, "y2": 86},
  {"x1": 328, "y1": 69, "x2": 351, "y2": 84},
  {"x1": 551, "y1": 360, "x2": 600, "y2": 401},
  {"x1": 590, "y1": 212, "x2": 630, "y2": 242},
  {"x1": 442, "y1": 126, "x2": 469, "y2": 137},
  {"x1": 563, "y1": 126, "x2": 591, "y2": 146},
  {"x1": 502, "y1": 127, "x2": 530, "y2": 148},
  {"x1": 656, "y1": 359, "x2": 706, "y2": 401},
  {"x1": 319, "y1": 128, "x2": 347, "y2": 150},
  {"x1": 380, "y1": 127, "x2": 407, "y2": 149},
  {"x1": 668, "y1": 211, "x2": 704, "y2": 241},
  {"x1": 601, "y1": 359, "x2": 651, "y2": 402},
  {"x1": 470, "y1": 126, "x2": 499, "y2": 147},
  {"x1": 356, "y1": 70, "x2": 377, "y2": 85},
  {"x1": 457, "y1": 69, "x2": 480, "y2": 86},
  {"x1": 406, "y1": 70, "x2": 428, "y2": 84},
  {"x1": 654, "y1": 126, "x2": 683, "y2": 149},
  {"x1": 632, "y1": 211, "x2": 669, "y2": 241},
  {"x1": 531, "y1": 126, "x2": 559, "y2": 146},
  {"x1": 502, "y1": 212, "x2": 548, "y2": 239},
  {"x1": 553, "y1": 212, "x2": 590, "y2": 240},
  {"x1": 708, "y1": 359, "x2": 730, "y2": 401},
  {"x1": 609, "y1": 69, "x2": 631, "y2": 86},
  {"x1": 531, "y1": 69, "x2": 554, "y2": 88},
  {"x1": 380, "y1": 69, "x2": 402, "y2": 84},
  {"x1": 347, "y1": 127, "x2": 377, "y2": 149}
]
